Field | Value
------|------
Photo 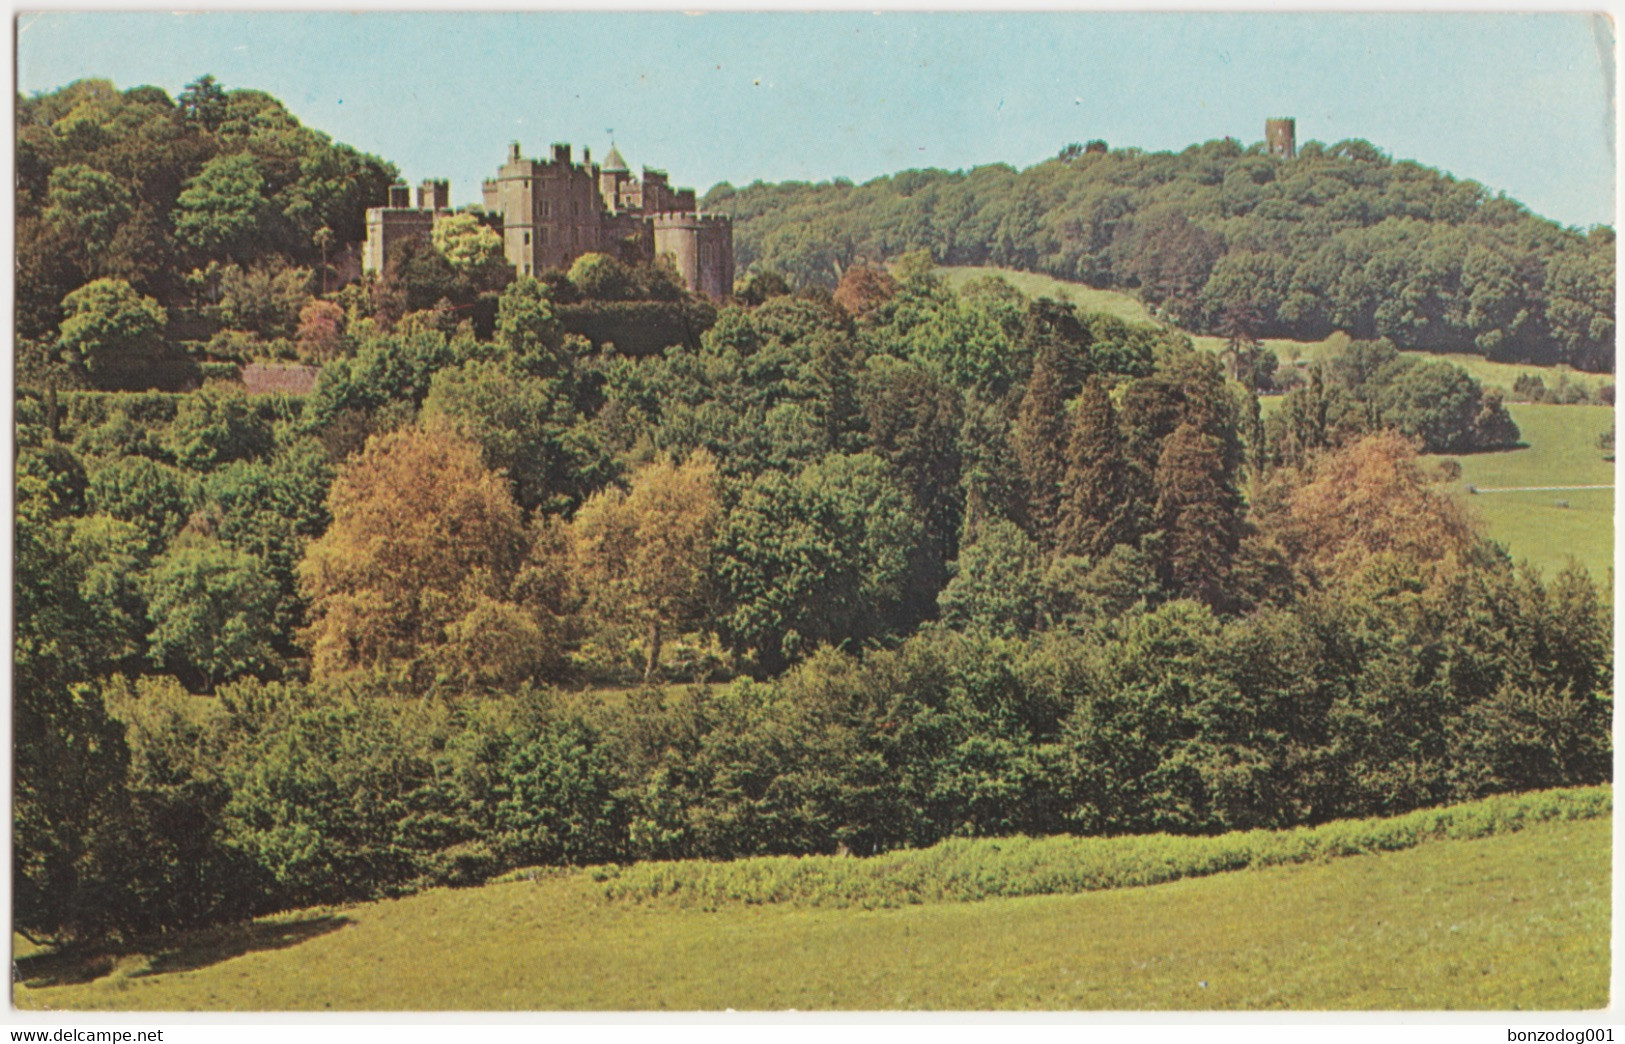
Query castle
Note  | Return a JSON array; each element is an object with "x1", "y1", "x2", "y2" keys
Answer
[{"x1": 363, "y1": 141, "x2": 734, "y2": 300}]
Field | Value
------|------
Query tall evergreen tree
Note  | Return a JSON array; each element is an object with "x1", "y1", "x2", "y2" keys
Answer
[
  {"x1": 1153, "y1": 420, "x2": 1244, "y2": 609},
  {"x1": 1010, "y1": 347, "x2": 1070, "y2": 544},
  {"x1": 1057, "y1": 379, "x2": 1138, "y2": 559}
]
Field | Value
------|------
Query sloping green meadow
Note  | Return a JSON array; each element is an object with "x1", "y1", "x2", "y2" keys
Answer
[
  {"x1": 590, "y1": 786, "x2": 1609, "y2": 910},
  {"x1": 16, "y1": 788, "x2": 1609, "y2": 1011},
  {"x1": 1435, "y1": 403, "x2": 1614, "y2": 582}
]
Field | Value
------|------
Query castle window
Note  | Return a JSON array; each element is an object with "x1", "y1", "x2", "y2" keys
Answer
[
  {"x1": 524, "y1": 264, "x2": 532, "y2": 275},
  {"x1": 524, "y1": 232, "x2": 531, "y2": 245}
]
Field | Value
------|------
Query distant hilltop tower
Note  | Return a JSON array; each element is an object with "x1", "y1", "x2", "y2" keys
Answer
[{"x1": 1266, "y1": 117, "x2": 1297, "y2": 159}]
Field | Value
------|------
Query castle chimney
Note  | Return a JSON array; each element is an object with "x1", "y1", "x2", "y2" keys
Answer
[
  {"x1": 388, "y1": 182, "x2": 410, "y2": 209},
  {"x1": 509, "y1": 141, "x2": 522, "y2": 163},
  {"x1": 584, "y1": 146, "x2": 592, "y2": 166}
]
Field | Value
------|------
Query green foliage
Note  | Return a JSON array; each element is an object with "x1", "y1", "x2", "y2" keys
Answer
[
  {"x1": 716, "y1": 455, "x2": 922, "y2": 670},
  {"x1": 568, "y1": 252, "x2": 634, "y2": 300},
  {"x1": 163, "y1": 382, "x2": 275, "y2": 470},
  {"x1": 18, "y1": 76, "x2": 396, "y2": 345},
  {"x1": 143, "y1": 537, "x2": 280, "y2": 688},
  {"x1": 44, "y1": 163, "x2": 132, "y2": 261},
  {"x1": 596, "y1": 785, "x2": 1609, "y2": 910},
  {"x1": 715, "y1": 146, "x2": 1612, "y2": 370},
  {"x1": 213, "y1": 260, "x2": 312, "y2": 339},
  {"x1": 431, "y1": 213, "x2": 512, "y2": 294},
  {"x1": 421, "y1": 357, "x2": 608, "y2": 515},
  {"x1": 175, "y1": 153, "x2": 271, "y2": 261},
  {"x1": 937, "y1": 519, "x2": 1043, "y2": 638},
  {"x1": 87, "y1": 455, "x2": 198, "y2": 556},
  {"x1": 57, "y1": 278, "x2": 173, "y2": 390},
  {"x1": 495, "y1": 276, "x2": 568, "y2": 377},
  {"x1": 489, "y1": 720, "x2": 627, "y2": 867}
]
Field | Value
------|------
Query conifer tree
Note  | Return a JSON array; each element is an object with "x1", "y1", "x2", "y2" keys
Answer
[
  {"x1": 1057, "y1": 379, "x2": 1137, "y2": 559},
  {"x1": 1153, "y1": 420, "x2": 1244, "y2": 609},
  {"x1": 1010, "y1": 347, "x2": 1070, "y2": 544}
]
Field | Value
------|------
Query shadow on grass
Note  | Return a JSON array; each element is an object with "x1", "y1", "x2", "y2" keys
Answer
[{"x1": 17, "y1": 914, "x2": 351, "y2": 987}]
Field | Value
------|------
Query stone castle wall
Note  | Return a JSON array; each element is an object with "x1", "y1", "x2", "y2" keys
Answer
[{"x1": 368, "y1": 140, "x2": 733, "y2": 299}]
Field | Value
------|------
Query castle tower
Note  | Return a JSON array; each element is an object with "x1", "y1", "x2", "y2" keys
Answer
[
  {"x1": 482, "y1": 141, "x2": 605, "y2": 277},
  {"x1": 1266, "y1": 117, "x2": 1296, "y2": 159},
  {"x1": 598, "y1": 143, "x2": 634, "y2": 213},
  {"x1": 654, "y1": 213, "x2": 734, "y2": 301},
  {"x1": 363, "y1": 180, "x2": 441, "y2": 275}
]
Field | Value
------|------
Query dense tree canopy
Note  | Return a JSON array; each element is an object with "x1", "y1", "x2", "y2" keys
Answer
[
  {"x1": 10, "y1": 82, "x2": 1613, "y2": 949},
  {"x1": 709, "y1": 139, "x2": 1614, "y2": 370}
]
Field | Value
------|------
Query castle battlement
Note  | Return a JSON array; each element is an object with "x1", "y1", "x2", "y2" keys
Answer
[{"x1": 366, "y1": 141, "x2": 734, "y2": 299}]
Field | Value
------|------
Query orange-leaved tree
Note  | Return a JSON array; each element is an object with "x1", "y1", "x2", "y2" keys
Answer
[
  {"x1": 298, "y1": 425, "x2": 554, "y2": 691},
  {"x1": 1272, "y1": 429, "x2": 1479, "y2": 585},
  {"x1": 571, "y1": 450, "x2": 722, "y2": 681}
]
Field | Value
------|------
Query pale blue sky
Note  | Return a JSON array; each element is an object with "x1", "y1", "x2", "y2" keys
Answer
[{"x1": 15, "y1": 11, "x2": 1617, "y2": 229}]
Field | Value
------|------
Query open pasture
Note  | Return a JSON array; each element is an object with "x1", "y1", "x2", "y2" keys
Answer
[
  {"x1": 16, "y1": 793, "x2": 1608, "y2": 1012},
  {"x1": 1432, "y1": 402, "x2": 1614, "y2": 582}
]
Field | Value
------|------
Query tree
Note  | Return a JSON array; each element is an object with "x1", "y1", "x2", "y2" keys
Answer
[
  {"x1": 937, "y1": 519, "x2": 1043, "y2": 638},
  {"x1": 568, "y1": 252, "x2": 634, "y2": 301},
  {"x1": 144, "y1": 537, "x2": 280, "y2": 690},
  {"x1": 1373, "y1": 358, "x2": 1484, "y2": 454},
  {"x1": 429, "y1": 213, "x2": 511, "y2": 295},
  {"x1": 214, "y1": 260, "x2": 312, "y2": 339},
  {"x1": 572, "y1": 452, "x2": 723, "y2": 680},
  {"x1": 858, "y1": 357, "x2": 964, "y2": 615},
  {"x1": 716, "y1": 455, "x2": 921, "y2": 672},
  {"x1": 1010, "y1": 347, "x2": 1071, "y2": 542},
  {"x1": 14, "y1": 478, "x2": 138, "y2": 943},
  {"x1": 797, "y1": 452, "x2": 925, "y2": 639},
  {"x1": 163, "y1": 382, "x2": 275, "y2": 471},
  {"x1": 87, "y1": 455, "x2": 197, "y2": 555},
  {"x1": 421, "y1": 358, "x2": 606, "y2": 516},
  {"x1": 177, "y1": 74, "x2": 227, "y2": 131},
  {"x1": 833, "y1": 263, "x2": 900, "y2": 319},
  {"x1": 1154, "y1": 421, "x2": 1244, "y2": 609},
  {"x1": 56, "y1": 278, "x2": 169, "y2": 390},
  {"x1": 43, "y1": 163, "x2": 132, "y2": 266},
  {"x1": 495, "y1": 276, "x2": 568, "y2": 378},
  {"x1": 1272, "y1": 430, "x2": 1478, "y2": 583},
  {"x1": 296, "y1": 298, "x2": 346, "y2": 361},
  {"x1": 1057, "y1": 378, "x2": 1137, "y2": 559},
  {"x1": 174, "y1": 153, "x2": 271, "y2": 262},
  {"x1": 297, "y1": 426, "x2": 536, "y2": 689}
]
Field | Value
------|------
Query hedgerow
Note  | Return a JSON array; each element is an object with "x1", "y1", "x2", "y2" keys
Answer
[{"x1": 592, "y1": 785, "x2": 1611, "y2": 910}]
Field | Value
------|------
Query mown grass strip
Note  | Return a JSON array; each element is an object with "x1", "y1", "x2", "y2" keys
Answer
[{"x1": 593, "y1": 785, "x2": 1611, "y2": 910}]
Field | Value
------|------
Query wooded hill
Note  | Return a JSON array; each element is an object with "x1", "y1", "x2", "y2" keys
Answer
[
  {"x1": 704, "y1": 138, "x2": 1615, "y2": 371},
  {"x1": 13, "y1": 80, "x2": 1613, "y2": 953},
  {"x1": 16, "y1": 77, "x2": 397, "y2": 354}
]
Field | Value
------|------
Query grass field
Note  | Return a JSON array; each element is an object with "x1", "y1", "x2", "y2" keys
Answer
[
  {"x1": 16, "y1": 800, "x2": 1608, "y2": 1011},
  {"x1": 935, "y1": 266, "x2": 1613, "y2": 398},
  {"x1": 1414, "y1": 353, "x2": 1613, "y2": 399},
  {"x1": 1430, "y1": 403, "x2": 1615, "y2": 582},
  {"x1": 936, "y1": 266, "x2": 1160, "y2": 326}
]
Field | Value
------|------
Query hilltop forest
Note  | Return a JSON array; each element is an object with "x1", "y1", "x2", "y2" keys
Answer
[
  {"x1": 13, "y1": 80, "x2": 1614, "y2": 949},
  {"x1": 705, "y1": 138, "x2": 1615, "y2": 371}
]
